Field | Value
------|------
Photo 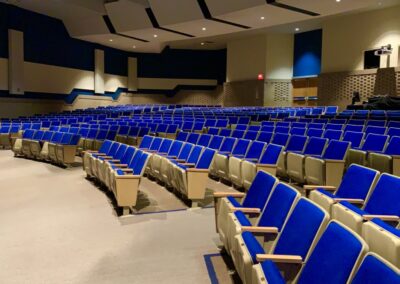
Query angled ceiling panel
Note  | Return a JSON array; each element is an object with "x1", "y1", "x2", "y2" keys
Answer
[
  {"x1": 205, "y1": 0, "x2": 265, "y2": 16},
  {"x1": 122, "y1": 28, "x2": 188, "y2": 42},
  {"x1": 105, "y1": 0, "x2": 153, "y2": 32},
  {"x1": 166, "y1": 19, "x2": 242, "y2": 37},
  {"x1": 148, "y1": 0, "x2": 204, "y2": 26},
  {"x1": 65, "y1": 16, "x2": 110, "y2": 37}
]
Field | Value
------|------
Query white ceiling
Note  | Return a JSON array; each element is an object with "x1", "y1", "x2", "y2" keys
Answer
[{"x1": 3, "y1": 0, "x2": 400, "y2": 53}]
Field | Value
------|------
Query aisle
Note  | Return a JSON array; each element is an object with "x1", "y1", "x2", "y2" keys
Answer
[{"x1": 0, "y1": 151, "x2": 231, "y2": 284}]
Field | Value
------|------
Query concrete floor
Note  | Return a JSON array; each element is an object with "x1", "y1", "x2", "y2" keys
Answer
[{"x1": 0, "y1": 150, "x2": 236, "y2": 284}]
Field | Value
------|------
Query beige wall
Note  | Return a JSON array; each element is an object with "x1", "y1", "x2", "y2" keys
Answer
[
  {"x1": 0, "y1": 86, "x2": 224, "y2": 118},
  {"x1": 265, "y1": 34, "x2": 294, "y2": 80},
  {"x1": 322, "y1": 5, "x2": 400, "y2": 73},
  {"x1": 226, "y1": 35, "x2": 267, "y2": 82},
  {"x1": 0, "y1": 58, "x2": 8, "y2": 90}
]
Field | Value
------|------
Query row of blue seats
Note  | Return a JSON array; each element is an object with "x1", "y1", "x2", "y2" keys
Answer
[{"x1": 214, "y1": 167, "x2": 399, "y2": 283}]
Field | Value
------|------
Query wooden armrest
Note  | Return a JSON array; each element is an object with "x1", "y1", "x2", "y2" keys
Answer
[
  {"x1": 83, "y1": 150, "x2": 98, "y2": 154},
  {"x1": 121, "y1": 169, "x2": 133, "y2": 172},
  {"x1": 107, "y1": 159, "x2": 120, "y2": 163},
  {"x1": 112, "y1": 164, "x2": 128, "y2": 168},
  {"x1": 241, "y1": 226, "x2": 278, "y2": 234},
  {"x1": 167, "y1": 155, "x2": 177, "y2": 159},
  {"x1": 304, "y1": 185, "x2": 336, "y2": 191},
  {"x1": 186, "y1": 168, "x2": 209, "y2": 173},
  {"x1": 213, "y1": 192, "x2": 245, "y2": 198},
  {"x1": 94, "y1": 153, "x2": 107, "y2": 156},
  {"x1": 256, "y1": 163, "x2": 276, "y2": 167},
  {"x1": 363, "y1": 215, "x2": 399, "y2": 222},
  {"x1": 334, "y1": 198, "x2": 364, "y2": 204},
  {"x1": 230, "y1": 207, "x2": 261, "y2": 214},
  {"x1": 245, "y1": 158, "x2": 259, "y2": 162},
  {"x1": 180, "y1": 163, "x2": 196, "y2": 167},
  {"x1": 116, "y1": 174, "x2": 141, "y2": 179},
  {"x1": 325, "y1": 159, "x2": 345, "y2": 163},
  {"x1": 256, "y1": 254, "x2": 303, "y2": 264},
  {"x1": 232, "y1": 154, "x2": 245, "y2": 158},
  {"x1": 174, "y1": 159, "x2": 186, "y2": 163},
  {"x1": 146, "y1": 150, "x2": 158, "y2": 153},
  {"x1": 101, "y1": 156, "x2": 113, "y2": 159},
  {"x1": 219, "y1": 151, "x2": 231, "y2": 155}
]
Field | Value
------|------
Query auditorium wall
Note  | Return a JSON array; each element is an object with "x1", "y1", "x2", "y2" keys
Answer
[{"x1": 0, "y1": 3, "x2": 226, "y2": 117}]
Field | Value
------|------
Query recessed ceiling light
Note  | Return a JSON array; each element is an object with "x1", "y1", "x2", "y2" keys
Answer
[
  {"x1": 295, "y1": 28, "x2": 300, "y2": 32},
  {"x1": 109, "y1": 39, "x2": 113, "y2": 42},
  {"x1": 260, "y1": 16, "x2": 265, "y2": 20},
  {"x1": 202, "y1": 27, "x2": 206, "y2": 31},
  {"x1": 201, "y1": 42, "x2": 205, "y2": 45},
  {"x1": 153, "y1": 34, "x2": 158, "y2": 38},
  {"x1": 133, "y1": 45, "x2": 136, "y2": 49},
  {"x1": 336, "y1": 0, "x2": 341, "y2": 2}
]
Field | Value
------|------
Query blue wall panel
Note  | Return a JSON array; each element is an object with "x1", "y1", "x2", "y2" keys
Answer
[{"x1": 293, "y1": 29, "x2": 322, "y2": 78}]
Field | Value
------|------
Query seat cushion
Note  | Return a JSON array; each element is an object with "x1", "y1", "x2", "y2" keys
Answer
[
  {"x1": 234, "y1": 211, "x2": 252, "y2": 226},
  {"x1": 317, "y1": 188, "x2": 336, "y2": 198},
  {"x1": 260, "y1": 261, "x2": 286, "y2": 284},
  {"x1": 242, "y1": 232, "x2": 264, "y2": 263},
  {"x1": 339, "y1": 201, "x2": 367, "y2": 216},
  {"x1": 227, "y1": 196, "x2": 242, "y2": 208}
]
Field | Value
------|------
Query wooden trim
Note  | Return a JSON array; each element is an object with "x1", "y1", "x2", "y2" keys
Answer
[
  {"x1": 256, "y1": 254, "x2": 303, "y2": 264},
  {"x1": 241, "y1": 226, "x2": 278, "y2": 234}
]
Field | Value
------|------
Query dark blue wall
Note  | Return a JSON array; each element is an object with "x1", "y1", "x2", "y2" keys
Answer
[
  {"x1": 0, "y1": 3, "x2": 226, "y2": 83},
  {"x1": 293, "y1": 29, "x2": 322, "y2": 78}
]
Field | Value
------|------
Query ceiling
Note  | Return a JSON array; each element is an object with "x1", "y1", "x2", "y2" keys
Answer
[{"x1": 2, "y1": 0, "x2": 400, "y2": 52}]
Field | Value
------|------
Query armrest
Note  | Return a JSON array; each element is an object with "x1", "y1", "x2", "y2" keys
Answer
[
  {"x1": 304, "y1": 185, "x2": 336, "y2": 191},
  {"x1": 167, "y1": 155, "x2": 177, "y2": 159},
  {"x1": 121, "y1": 168, "x2": 133, "y2": 172},
  {"x1": 101, "y1": 156, "x2": 114, "y2": 159},
  {"x1": 186, "y1": 168, "x2": 209, "y2": 173},
  {"x1": 334, "y1": 198, "x2": 364, "y2": 204},
  {"x1": 245, "y1": 158, "x2": 259, "y2": 162},
  {"x1": 232, "y1": 154, "x2": 245, "y2": 158},
  {"x1": 218, "y1": 151, "x2": 231, "y2": 155},
  {"x1": 107, "y1": 159, "x2": 120, "y2": 163},
  {"x1": 83, "y1": 150, "x2": 99, "y2": 154},
  {"x1": 116, "y1": 174, "x2": 141, "y2": 179},
  {"x1": 363, "y1": 215, "x2": 399, "y2": 222},
  {"x1": 94, "y1": 153, "x2": 107, "y2": 156},
  {"x1": 112, "y1": 164, "x2": 128, "y2": 168},
  {"x1": 325, "y1": 159, "x2": 345, "y2": 163},
  {"x1": 230, "y1": 207, "x2": 261, "y2": 214},
  {"x1": 180, "y1": 163, "x2": 196, "y2": 167},
  {"x1": 241, "y1": 226, "x2": 278, "y2": 234},
  {"x1": 256, "y1": 254, "x2": 303, "y2": 264},
  {"x1": 256, "y1": 163, "x2": 277, "y2": 167},
  {"x1": 213, "y1": 192, "x2": 245, "y2": 198}
]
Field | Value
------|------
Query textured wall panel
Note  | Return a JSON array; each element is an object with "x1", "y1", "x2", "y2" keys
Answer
[
  {"x1": 223, "y1": 80, "x2": 264, "y2": 107},
  {"x1": 318, "y1": 68, "x2": 400, "y2": 110},
  {"x1": 264, "y1": 80, "x2": 291, "y2": 107}
]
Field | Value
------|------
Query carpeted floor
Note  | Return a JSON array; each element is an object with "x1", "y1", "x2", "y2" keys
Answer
[{"x1": 0, "y1": 150, "x2": 240, "y2": 284}]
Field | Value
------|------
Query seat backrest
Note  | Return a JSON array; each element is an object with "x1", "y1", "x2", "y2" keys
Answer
[
  {"x1": 86, "y1": 129, "x2": 98, "y2": 139},
  {"x1": 275, "y1": 126, "x2": 290, "y2": 134},
  {"x1": 50, "y1": 131, "x2": 63, "y2": 143},
  {"x1": 344, "y1": 124, "x2": 364, "y2": 133},
  {"x1": 290, "y1": 127, "x2": 306, "y2": 136},
  {"x1": 259, "y1": 144, "x2": 284, "y2": 164},
  {"x1": 303, "y1": 137, "x2": 328, "y2": 156},
  {"x1": 219, "y1": 137, "x2": 236, "y2": 152},
  {"x1": 325, "y1": 123, "x2": 343, "y2": 131},
  {"x1": 207, "y1": 127, "x2": 219, "y2": 135},
  {"x1": 361, "y1": 134, "x2": 389, "y2": 152},
  {"x1": 187, "y1": 145, "x2": 203, "y2": 164},
  {"x1": 219, "y1": 128, "x2": 232, "y2": 137},
  {"x1": 149, "y1": 137, "x2": 163, "y2": 151},
  {"x1": 60, "y1": 133, "x2": 73, "y2": 144},
  {"x1": 231, "y1": 129, "x2": 245, "y2": 139},
  {"x1": 342, "y1": 131, "x2": 364, "y2": 148},
  {"x1": 365, "y1": 126, "x2": 386, "y2": 135},
  {"x1": 98, "y1": 140, "x2": 113, "y2": 154},
  {"x1": 208, "y1": 135, "x2": 224, "y2": 150},
  {"x1": 176, "y1": 131, "x2": 189, "y2": 141},
  {"x1": 308, "y1": 123, "x2": 324, "y2": 129},
  {"x1": 106, "y1": 142, "x2": 120, "y2": 156},
  {"x1": 247, "y1": 125, "x2": 261, "y2": 132},
  {"x1": 245, "y1": 141, "x2": 266, "y2": 159},
  {"x1": 323, "y1": 129, "x2": 343, "y2": 140},
  {"x1": 364, "y1": 173, "x2": 400, "y2": 215},
  {"x1": 113, "y1": 144, "x2": 128, "y2": 160},
  {"x1": 187, "y1": 133, "x2": 200, "y2": 144},
  {"x1": 42, "y1": 131, "x2": 54, "y2": 142},
  {"x1": 297, "y1": 221, "x2": 367, "y2": 284},
  {"x1": 216, "y1": 119, "x2": 228, "y2": 128},
  {"x1": 95, "y1": 129, "x2": 108, "y2": 140},
  {"x1": 195, "y1": 148, "x2": 215, "y2": 169},
  {"x1": 306, "y1": 128, "x2": 323, "y2": 138},
  {"x1": 177, "y1": 143, "x2": 194, "y2": 160},
  {"x1": 138, "y1": 127, "x2": 150, "y2": 137},
  {"x1": 198, "y1": 134, "x2": 212, "y2": 147},
  {"x1": 182, "y1": 121, "x2": 194, "y2": 131},
  {"x1": 261, "y1": 125, "x2": 275, "y2": 133},
  {"x1": 244, "y1": 130, "x2": 258, "y2": 140},
  {"x1": 351, "y1": 253, "x2": 400, "y2": 284},
  {"x1": 257, "y1": 131, "x2": 273, "y2": 143},
  {"x1": 128, "y1": 126, "x2": 140, "y2": 136},
  {"x1": 257, "y1": 183, "x2": 300, "y2": 231},
  {"x1": 138, "y1": 135, "x2": 153, "y2": 149},
  {"x1": 133, "y1": 152, "x2": 150, "y2": 175},
  {"x1": 242, "y1": 171, "x2": 279, "y2": 209},
  {"x1": 167, "y1": 140, "x2": 184, "y2": 156},
  {"x1": 273, "y1": 198, "x2": 329, "y2": 261},
  {"x1": 322, "y1": 140, "x2": 350, "y2": 160},
  {"x1": 232, "y1": 139, "x2": 251, "y2": 156},
  {"x1": 387, "y1": 127, "x2": 400, "y2": 137},
  {"x1": 33, "y1": 130, "x2": 44, "y2": 140},
  {"x1": 384, "y1": 136, "x2": 400, "y2": 155},
  {"x1": 192, "y1": 121, "x2": 204, "y2": 131},
  {"x1": 271, "y1": 133, "x2": 290, "y2": 147},
  {"x1": 335, "y1": 164, "x2": 379, "y2": 199},
  {"x1": 286, "y1": 135, "x2": 307, "y2": 153}
]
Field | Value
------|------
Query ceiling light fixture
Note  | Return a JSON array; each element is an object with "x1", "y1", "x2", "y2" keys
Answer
[
  {"x1": 109, "y1": 39, "x2": 113, "y2": 42},
  {"x1": 133, "y1": 45, "x2": 136, "y2": 49},
  {"x1": 153, "y1": 34, "x2": 158, "y2": 38},
  {"x1": 260, "y1": 16, "x2": 265, "y2": 20},
  {"x1": 201, "y1": 42, "x2": 205, "y2": 45},
  {"x1": 202, "y1": 27, "x2": 206, "y2": 31},
  {"x1": 295, "y1": 27, "x2": 300, "y2": 32},
  {"x1": 336, "y1": 0, "x2": 341, "y2": 2}
]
